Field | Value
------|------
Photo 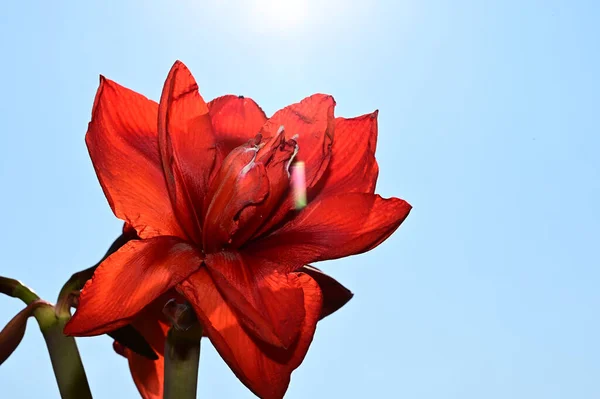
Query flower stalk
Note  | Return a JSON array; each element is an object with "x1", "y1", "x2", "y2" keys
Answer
[
  {"x1": 38, "y1": 306, "x2": 92, "y2": 399},
  {"x1": 163, "y1": 324, "x2": 203, "y2": 399}
]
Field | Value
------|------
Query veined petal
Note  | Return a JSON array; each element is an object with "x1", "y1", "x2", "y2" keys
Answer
[
  {"x1": 114, "y1": 343, "x2": 164, "y2": 399},
  {"x1": 300, "y1": 265, "x2": 353, "y2": 320},
  {"x1": 317, "y1": 112, "x2": 379, "y2": 197},
  {"x1": 158, "y1": 61, "x2": 217, "y2": 243},
  {"x1": 178, "y1": 268, "x2": 322, "y2": 399},
  {"x1": 112, "y1": 300, "x2": 170, "y2": 399},
  {"x1": 248, "y1": 193, "x2": 412, "y2": 273},
  {"x1": 64, "y1": 237, "x2": 202, "y2": 336},
  {"x1": 85, "y1": 77, "x2": 185, "y2": 239},
  {"x1": 262, "y1": 94, "x2": 335, "y2": 189},
  {"x1": 204, "y1": 251, "x2": 306, "y2": 349},
  {"x1": 208, "y1": 95, "x2": 267, "y2": 154},
  {"x1": 256, "y1": 94, "x2": 336, "y2": 235}
]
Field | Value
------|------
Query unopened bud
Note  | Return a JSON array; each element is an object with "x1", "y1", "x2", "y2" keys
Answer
[{"x1": 0, "y1": 300, "x2": 51, "y2": 365}]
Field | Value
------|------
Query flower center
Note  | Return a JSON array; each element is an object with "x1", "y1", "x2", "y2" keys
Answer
[{"x1": 201, "y1": 127, "x2": 299, "y2": 252}]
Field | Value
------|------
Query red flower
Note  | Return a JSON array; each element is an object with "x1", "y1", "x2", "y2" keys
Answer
[
  {"x1": 106, "y1": 227, "x2": 356, "y2": 399},
  {"x1": 65, "y1": 60, "x2": 411, "y2": 399}
]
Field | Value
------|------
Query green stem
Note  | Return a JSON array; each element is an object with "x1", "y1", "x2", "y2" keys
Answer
[
  {"x1": 35, "y1": 307, "x2": 93, "y2": 399},
  {"x1": 163, "y1": 325, "x2": 202, "y2": 399}
]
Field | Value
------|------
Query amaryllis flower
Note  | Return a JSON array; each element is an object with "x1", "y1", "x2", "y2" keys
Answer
[
  {"x1": 104, "y1": 226, "x2": 356, "y2": 399},
  {"x1": 110, "y1": 267, "x2": 354, "y2": 399},
  {"x1": 65, "y1": 60, "x2": 411, "y2": 399}
]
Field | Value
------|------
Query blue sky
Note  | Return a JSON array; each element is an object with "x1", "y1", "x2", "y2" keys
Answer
[{"x1": 1, "y1": 0, "x2": 599, "y2": 398}]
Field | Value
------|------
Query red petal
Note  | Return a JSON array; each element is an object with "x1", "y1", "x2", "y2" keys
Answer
[
  {"x1": 316, "y1": 112, "x2": 379, "y2": 197},
  {"x1": 178, "y1": 268, "x2": 322, "y2": 399},
  {"x1": 299, "y1": 266, "x2": 353, "y2": 319},
  {"x1": 127, "y1": 304, "x2": 169, "y2": 399},
  {"x1": 113, "y1": 344, "x2": 164, "y2": 399},
  {"x1": 64, "y1": 237, "x2": 202, "y2": 336},
  {"x1": 113, "y1": 340, "x2": 127, "y2": 357},
  {"x1": 113, "y1": 301, "x2": 170, "y2": 399},
  {"x1": 126, "y1": 351, "x2": 164, "y2": 399},
  {"x1": 208, "y1": 95, "x2": 267, "y2": 154},
  {"x1": 204, "y1": 251, "x2": 306, "y2": 348},
  {"x1": 158, "y1": 61, "x2": 217, "y2": 243},
  {"x1": 122, "y1": 222, "x2": 137, "y2": 237},
  {"x1": 256, "y1": 94, "x2": 336, "y2": 235},
  {"x1": 86, "y1": 77, "x2": 185, "y2": 239},
  {"x1": 262, "y1": 94, "x2": 335, "y2": 188},
  {"x1": 248, "y1": 193, "x2": 412, "y2": 273}
]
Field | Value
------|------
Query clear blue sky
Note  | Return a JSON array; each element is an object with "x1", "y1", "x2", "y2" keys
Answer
[{"x1": 1, "y1": 1, "x2": 599, "y2": 398}]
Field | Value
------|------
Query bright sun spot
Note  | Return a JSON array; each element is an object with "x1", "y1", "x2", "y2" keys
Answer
[{"x1": 251, "y1": 0, "x2": 309, "y2": 32}]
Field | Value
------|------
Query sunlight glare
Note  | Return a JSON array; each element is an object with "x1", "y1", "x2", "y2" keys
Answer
[{"x1": 251, "y1": 0, "x2": 309, "y2": 32}]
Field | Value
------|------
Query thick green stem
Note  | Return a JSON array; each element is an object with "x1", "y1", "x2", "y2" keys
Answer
[
  {"x1": 35, "y1": 307, "x2": 92, "y2": 399},
  {"x1": 163, "y1": 325, "x2": 202, "y2": 399}
]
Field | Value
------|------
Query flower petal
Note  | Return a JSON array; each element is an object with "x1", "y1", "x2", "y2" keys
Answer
[
  {"x1": 248, "y1": 193, "x2": 412, "y2": 273},
  {"x1": 112, "y1": 301, "x2": 170, "y2": 399},
  {"x1": 158, "y1": 61, "x2": 217, "y2": 243},
  {"x1": 299, "y1": 265, "x2": 353, "y2": 320},
  {"x1": 208, "y1": 95, "x2": 267, "y2": 154},
  {"x1": 114, "y1": 343, "x2": 164, "y2": 399},
  {"x1": 256, "y1": 94, "x2": 336, "y2": 235},
  {"x1": 316, "y1": 112, "x2": 379, "y2": 197},
  {"x1": 85, "y1": 77, "x2": 184, "y2": 239},
  {"x1": 64, "y1": 237, "x2": 202, "y2": 336},
  {"x1": 204, "y1": 251, "x2": 306, "y2": 349},
  {"x1": 178, "y1": 268, "x2": 322, "y2": 399},
  {"x1": 262, "y1": 94, "x2": 335, "y2": 189}
]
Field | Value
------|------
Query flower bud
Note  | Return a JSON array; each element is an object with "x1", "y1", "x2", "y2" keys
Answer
[{"x1": 0, "y1": 300, "x2": 51, "y2": 365}]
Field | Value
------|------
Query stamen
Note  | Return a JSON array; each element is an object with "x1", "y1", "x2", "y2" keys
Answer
[
  {"x1": 291, "y1": 161, "x2": 307, "y2": 210},
  {"x1": 285, "y1": 141, "x2": 299, "y2": 177},
  {"x1": 240, "y1": 150, "x2": 258, "y2": 176}
]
